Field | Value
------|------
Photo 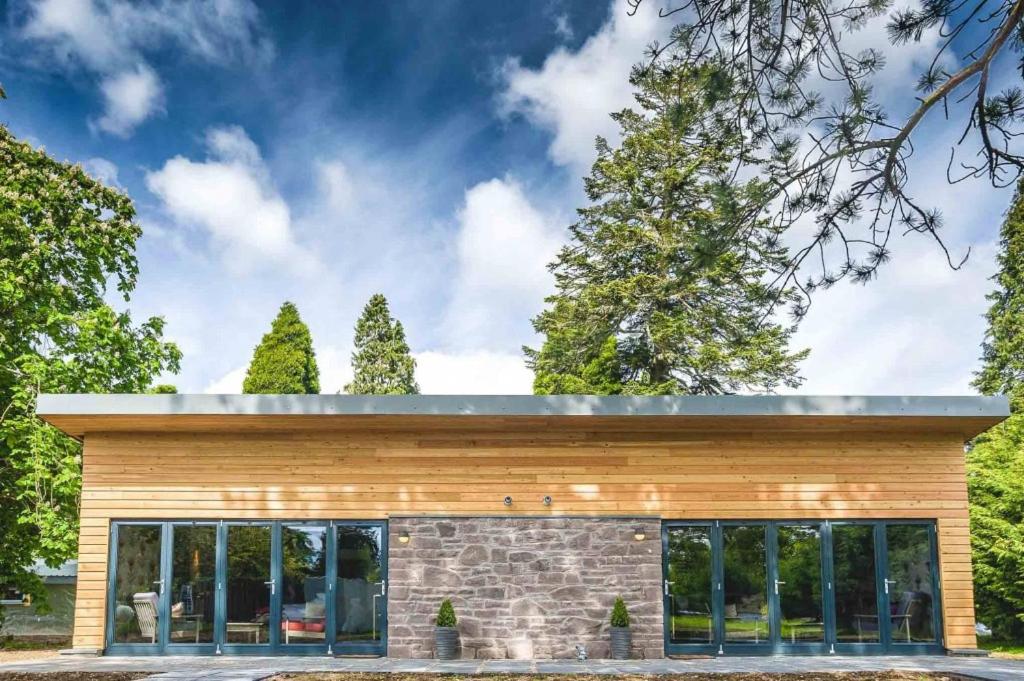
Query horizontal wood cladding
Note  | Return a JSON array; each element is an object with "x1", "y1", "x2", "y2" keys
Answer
[{"x1": 72, "y1": 426, "x2": 977, "y2": 651}]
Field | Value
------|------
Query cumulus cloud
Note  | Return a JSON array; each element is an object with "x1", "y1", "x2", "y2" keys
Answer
[
  {"x1": 202, "y1": 365, "x2": 246, "y2": 394},
  {"x1": 415, "y1": 351, "x2": 533, "y2": 394},
  {"x1": 16, "y1": 0, "x2": 271, "y2": 135},
  {"x1": 146, "y1": 125, "x2": 318, "y2": 276},
  {"x1": 93, "y1": 63, "x2": 164, "y2": 137},
  {"x1": 81, "y1": 156, "x2": 120, "y2": 186},
  {"x1": 499, "y1": 0, "x2": 666, "y2": 172},
  {"x1": 444, "y1": 178, "x2": 561, "y2": 350}
]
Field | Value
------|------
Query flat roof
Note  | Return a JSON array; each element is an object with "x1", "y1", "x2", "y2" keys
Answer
[{"x1": 37, "y1": 393, "x2": 1009, "y2": 439}]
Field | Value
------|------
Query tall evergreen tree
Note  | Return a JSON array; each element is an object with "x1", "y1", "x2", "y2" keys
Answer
[
  {"x1": 975, "y1": 179, "x2": 1024, "y2": 410},
  {"x1": 345, "y1": 294, "x2": 419, "y2": 395},
  {"x1": 527, "y1": 63, "x2": 807, "y2": 395},
  {"x1": 242, "y1": 302, "x2": 320, "y2": 394},
  {"x1": 969, "y1": 180, "x2": 1024, "y2": 642}
]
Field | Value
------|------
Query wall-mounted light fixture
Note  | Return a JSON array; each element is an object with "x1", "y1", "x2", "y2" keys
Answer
[
  {"x1": 503, "y1": 496, "x2": 513, "y2": 506},
  {"x1": 542, "y1": 496, "x2": 552, "y2": 506},
  {"x1": 633, "y1": 527, "x2": 647, "y2": 541},
  {"x1": 398, "y1": 531, "x2": 411, "y2": 544}
]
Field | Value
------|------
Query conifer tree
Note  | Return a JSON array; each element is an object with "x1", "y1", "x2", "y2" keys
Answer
[
  {"x1": 345, "y1": 294, "x2": 419, "y2": 395},
  {"x1": 527, "y1": 63, "x2": 807, "y2": 395},
  {"x1": 242, "y1": 302, "x2": 320, "y2": 394},
  {"x1": 968, "y1": 179, "x2": 1024, "y2": 642}
]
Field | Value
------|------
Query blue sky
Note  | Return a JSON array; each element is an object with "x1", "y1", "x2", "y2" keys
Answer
[{"x1": 0, "y1": 0, "x2": 1015, "y2": 394}]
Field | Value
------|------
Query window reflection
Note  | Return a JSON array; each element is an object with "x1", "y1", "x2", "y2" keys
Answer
[
  {"x1": 886, "y1": 525, "x2": 936, "y2": 643},
  {"x1": 834, "y1": 524, "x2": 880, "y2": 643},
  {"x1": 112, "y1": 525, "x2": 162, "y2": 644},
  {"x1": 776, "y1": 524, "x2": 824, "y2": 642},
  {"x1": 168, "y1": 524, "x2": 216, "y2": 644},
  {"x1": 722, "y1": 525, "x2": 769, "y2": 644},
  {"x1": 335, "y1": 525, "x2": 384, "y2": 644},
  {"x1": 666, "y1": 526, "x2": 714, "y2": 644},
  {"x1": 280, "y1": 524, "x2": 328, "y2": 645},
  {"x1": 225, "y1": 525, "x2": 271, "y2": 644}
]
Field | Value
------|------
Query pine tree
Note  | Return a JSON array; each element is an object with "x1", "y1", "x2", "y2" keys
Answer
[
  {"x1": 345, "y1": 294, "x2": 419, "y2": 395},
  {"x1": 974, "y1": 179, "x2": 1024, "y2": 411},
  {"x1": 242, "y1": 302, "x2": 320, "y2": 394},
  {"x1": 526, "y1": 63, "x2": 807, "y2": 395},
  {"x1": 968, "y1": 179, "x2": 1024, "y2": 642}
]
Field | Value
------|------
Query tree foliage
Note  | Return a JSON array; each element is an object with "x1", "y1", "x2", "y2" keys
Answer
[
  {"x1": 345, "y1": 294, "x2": 419, "y2": 395},
  {"x1": 527, "y1": 63, "x2": 808, "y2": 395},
  {"x1": 974, "y1": 179, "x2": 1024, "y2": 411},
  {"x1": 969, "y1": 180, "x2": 1024, "y2": 641},
  {"x1": 242, "y1": 302, "x2": 320, "y2": 394},
  {"x1": 629, "y1": 0, "x2": 1024, "y2": 316},
  {"x1": 967, "y1": 415, "x2": 1024, "y2": 640},
  {"x1": 0, "y1": 124, "x2": 180, "y2": 620}
]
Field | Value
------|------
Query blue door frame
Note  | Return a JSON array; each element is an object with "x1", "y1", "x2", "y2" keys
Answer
[
  {"x1": 662, "y1": 520, "x2": 945, "y2": 656},
  {"x1": 105, "y1": 519, "x2": 388, "y2": 657}
]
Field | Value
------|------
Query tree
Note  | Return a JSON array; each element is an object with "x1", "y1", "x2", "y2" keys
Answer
[
  {"x1": 974, "y1": 179, "x2": 1024, "y2": 411},
  {"x1": 969, "y1": 181, "x2": 1024, "y2": 642},
  {"x1": 345, "y1": 294, "x2": 419, "y2": 395},
  {"x1": 966, "y1": 420, "x2": 1024, "y2": 641},
  {"x1": 0, "y1": 124, "x2": 181, "y2": 621},
  {"x1": 242, "y1": 302, "x2": 320, "y2": 394},
  {"x1": 628, "y1": 0, "x2": 1024, "y2": 316},
  {"x1": 526, "y1": 63, "x2": 808, "y2": 395}
]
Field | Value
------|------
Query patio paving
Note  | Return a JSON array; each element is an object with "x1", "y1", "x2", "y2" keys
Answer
[{"x1": 1, "y1": 655, "x2": 1023, "y2": 681}]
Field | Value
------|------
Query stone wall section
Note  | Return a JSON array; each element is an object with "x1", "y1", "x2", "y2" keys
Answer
[{"x1": 387, "y1": 517, "x2": 663, "y2": 659}]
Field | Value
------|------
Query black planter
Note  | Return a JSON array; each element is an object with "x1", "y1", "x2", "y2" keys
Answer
[
  {"x1": 609, "y1": 626, "x2": 631, "y2": 659},
  {"x1": 435, "y1": 626, "x2": 459, "y2": 660}
]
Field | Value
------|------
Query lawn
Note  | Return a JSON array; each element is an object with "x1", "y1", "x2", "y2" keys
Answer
[{"x1": 979, "y1": 638, "x2": 1024, "y2": 659}]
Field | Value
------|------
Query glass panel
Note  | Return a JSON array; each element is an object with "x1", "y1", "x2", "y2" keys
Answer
[
  {"x1": 776, "y1": 524, "x2": 824, "y2": 643},
  {"x1": 168, "y1": 524, "x2": 216, "y2": 644},
  {"x1": 335, "y1": 525, "x2": 384, "y2": 644},
  {"x1": 111, "y1": 525, "x2": 162, "y2": 644},
  {"x1": 722, "y1": 525, "x2": 769, "y2": 644},
  {"x1": 225, "y1": 525, "x2": 272, "y2": 644},
  {"x1": 886, "y1": 524, "x2": 936, "y2": 643},
  {"x1": 666, "y1": 526, "x2": 714, "y2": 644},
  {"x1": 833, "y1": 524, "x2": 880, "y2": 643},
  {"x1": 281, "y1": 524, "x2": 328, "y2": 645}
]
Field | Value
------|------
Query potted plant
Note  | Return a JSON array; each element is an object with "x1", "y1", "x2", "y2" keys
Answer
[
  {"x1": 609, "y1": 596, "x2": 631, "y2": 659},
  {"x1": 434, "y1": 598, "x2": 459, "y2": 660}
]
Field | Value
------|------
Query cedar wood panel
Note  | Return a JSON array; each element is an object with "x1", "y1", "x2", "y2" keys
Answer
[{"x1": 72, "y1": 426, "x2": 977, "y2": 651}]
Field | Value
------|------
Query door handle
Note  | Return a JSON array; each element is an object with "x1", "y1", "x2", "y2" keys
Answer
[
  {"x1": 377, "y1": 580, "x2": 386, "y2": 597},
  {"x1": 774, "y1": 579, "x2": 786, "y2": 595},
  {"x1": 152, "y1": 579, "x2": 164, "y2": 596},
  {"x1": 264, "y1": 579, "x2": 276, "y2": 595},
  {"x1": 884, "y1": 579, "x2": 897, "y2": 595},
  {"x1": 664, "y1": 580, "x2": 674, "y2": 596}
]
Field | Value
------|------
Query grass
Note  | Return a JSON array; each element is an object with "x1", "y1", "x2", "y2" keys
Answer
[
  {"x1": 0, "y1": 638, "x2": 69, "y2": 651},
  {"x1": 978, "y1": 638, "x2": 1024, "y2": 659}
]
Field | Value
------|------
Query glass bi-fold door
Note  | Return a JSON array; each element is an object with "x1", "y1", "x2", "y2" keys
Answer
[
  {"x1": 663, "y1": 520, "x2": 942, "y2": 656},
  {"x1": 106, "y1": 520, "x2": 387, "y2": 656}
]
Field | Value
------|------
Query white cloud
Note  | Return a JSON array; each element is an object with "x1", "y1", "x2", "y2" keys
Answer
[
  {"x1": 93, "y1": 64, "x2": 164, "y2": 137},
  {"x1": 18, "y1": 0, "x2": 270, "y2": 135},
  {"x1": 415, "y1": 350, "x2": 533, "y2": 394},
  {"x1": 499, "y1": 0, "x2": 666, "y2": 172},
  {"x1": 82, "y1": 156, "x2": 119, "y2": 186},
  {"x1": 202, "y1": 365, "x2": 246, "y2": 394},
  {"x1": 146, "y1": 125, "x2": 319, "y2": 276},
  {"x1": 444, "y1": 178, "x2": 561, "y2": 350}
]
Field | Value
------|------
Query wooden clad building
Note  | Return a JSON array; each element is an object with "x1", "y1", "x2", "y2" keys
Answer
[{"x1": 37, "y1": 394, "x2": 1008, "y2": 659}]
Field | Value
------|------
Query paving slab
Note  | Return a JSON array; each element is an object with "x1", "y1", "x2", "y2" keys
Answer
[{"x1": 1, "y1": 654, "x2": 1022, "y2": 681}]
